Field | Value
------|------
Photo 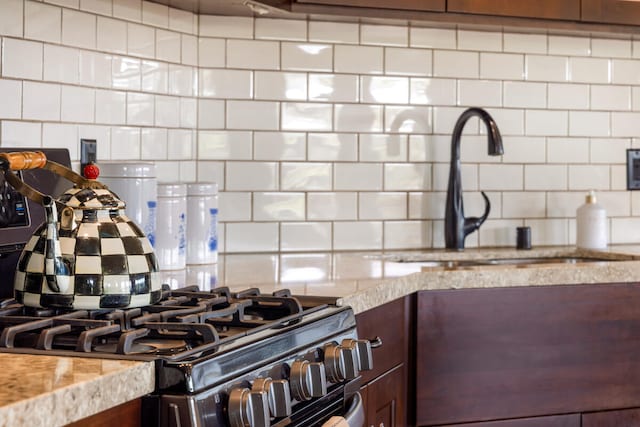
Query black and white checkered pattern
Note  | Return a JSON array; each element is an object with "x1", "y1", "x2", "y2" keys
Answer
[{"x1": 14, "y1": 188, "x2": 161, "y2": 309}]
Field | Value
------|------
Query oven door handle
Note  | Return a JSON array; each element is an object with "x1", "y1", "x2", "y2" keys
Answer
[{"x1": 321, "y1": 392, "x2": 365, "y2": 427}]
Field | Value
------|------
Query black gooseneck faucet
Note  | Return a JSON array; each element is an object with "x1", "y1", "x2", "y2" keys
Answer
[{"x1": 445, "y1": 107, "x2": 504, "y2": 250}]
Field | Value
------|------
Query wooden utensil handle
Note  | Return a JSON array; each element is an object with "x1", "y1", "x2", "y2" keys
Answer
[{"x1": 0, "y1": 151, "x2": 47, "y2": 170}]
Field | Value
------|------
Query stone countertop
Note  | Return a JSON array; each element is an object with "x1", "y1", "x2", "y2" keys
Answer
[{"x1": 0, "y1": 354, "x2": 154, "y2": 427}]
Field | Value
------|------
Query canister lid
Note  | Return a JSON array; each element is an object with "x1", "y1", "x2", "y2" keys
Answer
[
  {"x1": 187, "y1": 182, "x2": 218, "y2": 196},
  {"x1": 158, "y1": 183, "x2": 187, "y2": 197},
  {"x1": 99, "y1": 162, "x2": 156, "y2": 178}
]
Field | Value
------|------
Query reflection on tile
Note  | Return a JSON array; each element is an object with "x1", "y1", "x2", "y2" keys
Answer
[
  {"x1": 79, "y1": 51, "x2": 112, "y2": 88},
  {"x1": 199, "y1": 69, "x2": 252, "y2": 99},
  {"x1": 385, "y1": 106, "x2": 431, "y2": 133},
  {"x1": 308, "y1": 193, "x2": 357, "y2": 220},
  {"x1": 128, "y1": 23, "x2": 155, "y2": 58},
  {"x1": 254, "y1": 132, "x2": 306, "y2": 161},
  {"x1": 112, "y1": 57, "x2": 141, "y2": 90},
  {"x1": 226, "y1": 162, "x2": 278, "y2": 191},
  {"x1": 282, "y1": 43, "x2": 333, "y2": 72},
  {"x1": 169, "y1": 64, "x2": 194, "y2": 96},
  {"x1": 359, "y1": 134, "x2": 407, "y2": 162},
  {"x1": 282, "y1": 102, "x2": 333, "y2": 131},
  {"x1": 335, "y1": 104, "x2": 382, "y2": 132},
  {"x1": 410, "y1": 78, "x2": 456, "y2": 105},
  {"x1": 333, "y1": 221, "x2": 382, "y2": 251},
  {"x1": 254, "y1": 192, "x2": 305, "y2": 221},
  {"x1": 308, "y1": 133, "x2": 358, "y2": 161},
  {"x1": 198, "y1": 131, "x2": 252, "y2": 160},
  {"x1": 97, "y1": 17, "x2": 127, "y2": 54},
  {"x1": 281, "y1": 223, "x2": 332, "y2": 252},
  {"x1": 309, "y1": 74, "x2": 358, "y2": 102},
  {"x1": 281, "y1": 163, "x2": 332, "y2": 191},
  {"x1": 362, "y1": 76, "x2": 409, "y2": 104},
  {"x1": 141, "y1": 60, "x2": 168, "y2": 93},
  {"x1": 255, "y1": 71, "x2": 307, "y2": 100}
]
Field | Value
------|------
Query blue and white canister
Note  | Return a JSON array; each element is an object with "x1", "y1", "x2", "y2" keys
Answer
[
  {"x1": 156, "y1": 183, "x2": 187, "y2": 271},
  {"x1": 186, "y1": 182, "x2": 218, "y2": 265}
]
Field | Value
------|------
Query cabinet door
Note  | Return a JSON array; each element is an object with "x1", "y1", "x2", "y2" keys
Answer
[
  {"x1": 365, "y1": 364, "x2": 406, "y2": 427},
  {"x1": 448, "y1": 0, "x2": 580, "y2": 20},
  {"x1": 582, "y1": 408, "x2": 640, "y2": 427},
  {"x1": 440, "y1": 414, "x2": 580, "y2": 427},
  {"x1": 582, "y1": 0, "x2": 640, "y2": 25},
  {"x1": 295, "y1": 0, "x2": 445, "y2": 12}
]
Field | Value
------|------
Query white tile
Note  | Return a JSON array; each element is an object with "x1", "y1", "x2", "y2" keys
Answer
[
  {"x1": 181, "y1": 34, "x2": 197, "y2": 66},
  {"x1": 308, "y1": 21, "x2": 358, "y2": 44},
  {"x1": 458, "y1": 80, "x2": 502, "y2": 107},
  {"x1": 142, "y1": 60, "x2": 168, "y2": 93},
  {"x1": 525, "y1": 55, "x2": 568, "y2": 82},
  {"x1": 95, "y1": 90, "x2": 126, "y2": 124},
  {"x1": 43, "y1": 123, "x2": 78, "y2": 159},
  {"x1": 218, "y1": 192, "x2": 251, "y2": 222},
  {"x1": 633, "y1": 87, "x2": 640, "y2": 111},
  {"x1": 282, "y1": 102, "x2": 332, "y2": 132},
  {"x1": 546, "y1": 191, "x2": 585, "y2": 218},
  {"x1": 309, "y1": 74, "x2": 358, "y2": 103},
  {"x1": 167, "y1": 129, "x2": 193, "y2": 159},
  {"x1": 61, "y1": 85, "x2": 94, "y2": 123},
  {"x1": 502, "y1": 192, "x2": 546, "y2": 218},
  {"x1": 282, "y1": 43, "x2": 333, "y2": 72},
  {"x1": 227, "y1": 39, "x2": 279, "y2": 70},
  {"x1": 611, "y1": 218, "x2": 640, "y2": 244},
  {"x1": 0, "y1": 0, "x2": 23, "y2": 37},
  {"x1": 333, "y1": 221, "x2": 382, "y2": 251},
  {"x1": 127, "y1": 92, "x2": 154, "y2": 125},
  {"x1": 169, "y1": 7, "x2": 193, "y2": 33},
  {"x1": 155, "y1": 95, "x2": 180, "y2": 127},
  {"x1": 78, "y1": 125, "x2": 111, "y2": 159},
  {"x1": 334, "y1": 45, "x2": 383, "y2": 74},
  {"x1": 568, "y1": 165, "x2": 610, "y2": 190},
  {"x1": 111, "y1": 127, "x2": 141, "y2": 160},
  {"x1": 199, "y1": 69, "x2": 252, "y2": 98},
  {"x1": 612, "y1": 112, "x2": 640, "y2": 137},
  {"x1": 503, "y1": 32, "x2": 547, "y2": 54},
  {"x1": 199, "y1": 15, "x2": 253, "y2": 39},
  {"x1": 362, "y1": 76, "x2": 409, "y2": 104},
  {"x1": 569, "y1": 57, "x2": 610, "y2": 84},
  {"x1": 79, "y1": 51, "x2": 112, "y2": 88},
  {"x1": 384, "y1": 221, "x2": 429, "y2": 251},
  {"x1": 23, "y1": 81, "x2": 60, "y2": 121},
  {"x1": 480, "y1": 53, "x2": 524, "y2": 80},
  {"x1": 360, "y1": 134, "x2": 407, "y2": 162},
  {"x1": 281, "y1": 223, "x2": 332, "y2": 252},
  {"x1": 569, "y1": 111, "x2": 610, "y2": 137},
  {"x1": 256, "y1": 18, "x2": 306, "y2": 41},
  {"x1": 548, "y1": 35, "x2": 590, "y2": 55},
  {"x1": 525, "y1": 110, "x2": 568, "y2": 136},
  {"x1": 80, "y1": 0, "x2": 111, "y2": 15},
  {"x1": 524, "y1": 165, "x2": 567, "y2": 190},
  {"x1": 503, "y1": 82, "x2": 546, "y2": 108},
  {"x1": 433, "y1": 50, "x2": 478, "y2": 79},
  {"x1": 113, "y1": 0, "x2": 141, "y2": 22},
  {"x1": 0, "y1": 79, "x2": 21, "y2": 119},
  {"x1": 361, "y1": 24, "x2": 407, "y2": 46},
  {"x1": 226, "y1": 162, "x2": 278, "y2": 191},
  {"x1": 385, "y1": 47, "x2": 431, "y2": 76},
  {"x1": 308, "y1": 133, "x2": 357, "y2": 162},
  {"x1": 142, "y1": 1, "x2": 168, "y2": 28},
  {"x1": 226, "y1": 223, "x2": 278, "y2": 253},
  {"x1": 546, "y1": 137, "x2": 589, "y2": 163},
  {"x1": 408, "y1": 134, "x2": 448, "y2": 163},
  {"x1": 112, "y1": 57, "x2": 141, "y2": 90},
  {"x1": 97, "y1": 17, "x2": 127, "y2": 54},
  {"x1": 501, "y1": 137, "x2": 546, "y2": 163},
  {"x1": 359, "y1": 192, "x2": 406, "y2": 220},
  {"x1": 281, "y1": 163, "x2": 332, "y2": 191},
  {"x1": 308, "y1": 193, "x2": 357, "y2": 220},
  {"x1": 156, "y1": 29, "x2": 181, "y2": 63},
  {"x1": 612, "y1": 59, "x2": 640, "y2": 84},
  {"x1": 409, "y1": 192, "x2": 445, "y2": 220},
  {"x1": 254, "y1": 192, "x2": 305, "y2": 221},
  {"x1": 479, "y1": 164, "x2": 523, "y2": 191},
  {"x1": 1, "y1": 121, "x2": 42, "y2": 147},
  {"x1": 590, "y1": 138, "x2": 630, "y2": 164},
  {"x1": 198, "y1": 38, "x2": 225, "y2": 68},
  {"x1": 611, "y1": 164, "x2": 627, "y2": 190},
  {"x1": 128, "y1": 23, "x2": 155, "y2": 58},
  {"x1": 254, "y1": 132, "x2": 306, "y2": 161},
  {"x1": 25, "y1": 1, "x2": 61, "y2": 43},
  {"x1": 410, "y1": 78, "x2": 456, "y2": 106},
  {"x1": 62, "y1": 9, "x2": 96, "y2": 49},
  {"x1": 591, "y1": 85, "x2": 631, "y2": 111},
  {"x1": 227, "y1": 100, "x2": 279, "y2": 131},
  {"x1": 486, "y1": 108, "x2": 525, "y2": 136},
  {"x1": 334, "y1": 104, "x2": 382, "y2": 133},
  {"x1": 524, "y1": 219, "x2": 570, "y2": 246},
  {"x1": 168, "y1": 64, "x2": 193, "y2": 96},
  {"x1": 547, "y1": 83, "x2": 589, "y2": 110},
  {"x1": 410, "y1": 27, "x2": 456, "y2": 49},
  {"x1": 384, "y1": 163, "x2": 430, "y2": 191},
  {"x1": 2, "y1": 38, "x2": 42, "y2": 80},
  {"x1": 433, "y1": 106, "x2": 473, "y2": 134},
  {"x1": 197, "y1": 99, "x2": 225, "y2": 129},
  {"x1": 458, "y1": 30, "x2": 502, "y2": 52},
  {"x1": 255, "y1": 71, "x2": 307, "y2": 101},
  {"x1": 592, "y1": 38, "x2": 631, "y2": 58},
  {"x1": 44, "y1": 45, "x2": 79, "y2": 84},
  {"x1": 335, "y1": 163, "x2": 382, "y2": 191},
  {"x1": 140, "y1": 128, "x2": 167, "y2": 160},
  {"x1": 384, "y1": 105, "x2": 431, "y2": 133},
  {"x1": 180, "y1": 97, "x2": 196, "y2": 128},
  {"x1": 198, "y1": 131, "x2": 252, "y2": 160},
  {"x1": 457, "y1": 134, "x2": 502, "y2": 163}
]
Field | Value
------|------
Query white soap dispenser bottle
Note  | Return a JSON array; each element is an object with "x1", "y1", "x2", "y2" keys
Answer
[{"x1": 576, "y1": 190, "x2": 607, "y2": 249}]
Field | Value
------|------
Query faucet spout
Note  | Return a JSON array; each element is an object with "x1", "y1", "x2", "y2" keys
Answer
[{"x1": 445, "y1": 107, "x2": 503, "y2": 250}]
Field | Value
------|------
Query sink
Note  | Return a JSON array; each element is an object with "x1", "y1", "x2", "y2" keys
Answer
[{"x1": 390, "y1": 256, "x2": 619, "y2": 269}]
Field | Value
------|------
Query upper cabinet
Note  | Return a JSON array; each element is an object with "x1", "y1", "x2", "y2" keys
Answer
[
  {"x1": 448, "y1": 0, "x2": 581, "y2": 21},
  {"x1": 582, "y1": 0, "x2": 640, "y2": 25},
  {"x1": 294, "y1": 0, "x2": 444, "y2": 12}
]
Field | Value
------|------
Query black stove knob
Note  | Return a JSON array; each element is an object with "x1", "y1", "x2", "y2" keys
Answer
[
  {"x1": 228, "y1": 387, "x2": 270, "y2": 427},
  {"x1": 325, "y1": 343, "x2": 359, "y2": 383},
  {"x1": 290, "y1": 359, "x2": 327, "y2": 401},
  {"x1": 342, "y1": 338, "x2": 374, "y2": 371},
  {"x1": 252, "y1": 377, "x2": 292, "y2": 418}
]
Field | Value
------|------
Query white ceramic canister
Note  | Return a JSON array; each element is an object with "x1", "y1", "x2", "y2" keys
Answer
[
  {"x1": 186, "y1": 182, "x2": 218, "y2": 265},
  {"x1": 98, "y1": 162, "x2": 157, "y2": 246},
  {"x1": 186, "y1": 264, "x2": 218, "y2": 291},
  {"x1": 156, "y1": 183, "x2": 187, "y2": 270}
]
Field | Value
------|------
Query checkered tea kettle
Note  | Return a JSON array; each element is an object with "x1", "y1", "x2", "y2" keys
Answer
[{"x1": 0, "y1": 151, "x2": 162, "y2": 310}]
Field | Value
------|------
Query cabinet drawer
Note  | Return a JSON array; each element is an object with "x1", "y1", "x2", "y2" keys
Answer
[{"x1": 356, "y1": 296, "x2": 409, "y2": 384}]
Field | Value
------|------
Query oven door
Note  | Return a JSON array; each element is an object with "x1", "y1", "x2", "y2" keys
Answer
[{"x1": 320, "y1": 392, "x2": 364, "y2": 427}]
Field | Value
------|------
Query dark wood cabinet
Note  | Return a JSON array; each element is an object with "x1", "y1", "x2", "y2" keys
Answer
[
  {"x1": 65, "y1": 399, "x2": 141, "y2": 427},
  {"x1": 448, "y1": 0, "x2": 580, "y2": 20},
  {"x1": 582, "y1": 0, "x2": 640, "y2": 25},
  {"x1": 440, "y1": 414, "x2": 581, "y2": 427},
  {"x1": 582, "y1": 408, "x2": 640, "y2": 427},
  {"x1": 363, "y1": 364, "x2": 406, "y2": 427},
  {"x1": 295, "y1": 0, "x2": 444, "y2": 12}
]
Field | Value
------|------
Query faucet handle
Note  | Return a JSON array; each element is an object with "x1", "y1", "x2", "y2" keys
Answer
[{"x1": 463, "y1": 191, "x2": 491, "y2": 236}]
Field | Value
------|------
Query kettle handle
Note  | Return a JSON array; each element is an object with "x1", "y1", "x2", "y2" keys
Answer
[{"x1": 0, "y1": 151, "x2": 48, "y2": 170}]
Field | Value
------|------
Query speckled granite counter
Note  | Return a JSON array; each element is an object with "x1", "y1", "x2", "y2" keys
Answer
[{"x1": 0, "y1": 354, "x2": 154, "y2": 427}]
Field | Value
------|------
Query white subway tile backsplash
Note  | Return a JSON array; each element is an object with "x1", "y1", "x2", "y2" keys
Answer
[
  {"x1": 525, "y1": 165, "x2": 566, "y2": 190},
  {"x1": 113, "y1": 0, "x2": 141, "y2": 22},
  {"x1": 111, "y1": 126, "x2": 141, "y2": 160},
  {"x1": 546, "y1": 192, "x2": 585, "y2": 217},
  {"x1": 410, "y1": 78, "x2": 456, "y2": 106},
  {"x1": 568, "y1": 165, "x2": 610, "y2": 190},
  {"x1": 25, "y1": 1, "x2": 61, "y2": 43},
  {"x1": 142, "y1": 60, "x2": 168, "y2": 93},
  {"x1": 308, "y1": 74, "x2": 357, "y2": 103},
  {"x1": 228, "y1": 39, "x2": 279, "y2": 70},
  {"x1": 199, "y1": 15, "x2": 253, "y2": 39},
  {"x1": 0, "y1": 0, "x2": 24, "y2": 37},
  {"x1": 128, "y1": 23, "x2": 155, "y2": 58},
  {"x1": 478, "y1": 219, "x2": 522, "y2": 247},
  {"x1": 526, "y1": 110, "x2": 568, "y2": 136},
  {"x1": 180, "y1": 97, "x2": 196, "y2": 128},
  {"x1": 591, "y1": 85, "x2": 631, "y2": 111},
  {"x1": 218, "y1": 192, "x2": 251, "y2": 222},
  {"x1": 78, "y1": 124, "x2": 111, "y2": 158},
  {"x1": 255, "y1": 71, "x2": 306, "y2": 101},
  {"x1": 308, "y1": 192, "x2": 357, "y2": 220},
  {"x1": 611, "y1": 218, "x2": 640, "y2": 244},
  {"x1": 504, "y1": 82, "x2": 546, "y2": 108},
  {"x1": 198, "y1": 38, "x2": 225, "y2": 68},
  {"x1": 486, "y1": 108, "x2": 525, "y2": 136},
  {"x1": 547, "y1": 83, "x2": 589, "y2": 110},
  {"x1": 335, "y1": 45, "x2": 383, "y2": 74},
  {"x1": 168, "y1": 64, "x2": 194, "y2": 96},
  {"x1": 44, "y1": 45, "x2": 79, "y2": 85},
  {"x1": 197, "y1": 99, "x2": 224, "y2": 129},
  {"x1": 409, "y1": 134, "x2": 447, "y2": 163},
  {"x1": 335, "y1": 163, "x2": 382, "y2": 191},
  {"x1": 256, "y1": 19, "x2": 306, "y2": 41},
  {"x1": 281, "y1": 43, "x2": 332, "y2": 72},
  {"x1": 547, "y1": 137, "x2": 590, "y2": 163},
  {"x1": 127, "y1": 92, "x2": 154, "y2": 125},
  {"x1": 0, "y1": 79, "x2": 21, "y2": 119},
  {"x1": 23, "y1": 81, "x2": 60, "y2": 121},
  {"x1": 1, "y1": 121, "x2": 42, "y2": 147},
  {"x1": 97, "y1": 17, "x2": 127, "y2": 54},
  {"x1": 598, "y1": 191, "x2": 631, "y2": 216},
  {"x1": 525, "y1": 218, "x2": 570, "y2": 246},
  {"x1": 611, "y1": 164, "x2": 628, "y2": 190},
  {"x1": 156, "y1": 29, "x2": 181, "y2": 63},
  {"x1": 611, "y1": 112, "x2": 640, "y2": 137},
  {"x1": 525, "y1": 55, "x2": 568, "y2": 82},
  {"x1": 2, "y1": 38, "x2": 42, "y2": 80},
  {"x1": 408, "y1": 192, "x2": 444, "y2": 220},
  {"x1": 80, "y1": 0, "x2": 112, "y2": 16},
  {"x1": 140, "y1": 128, "x2": 168, "y2": 159},
  {"x1": 334, "y1": 104, "x2": 382, "y2": 133},
  {"x1": 254, "y1": 132, "x2": 306, "y2": 161},
  {"x1": 502, "y1": 137, "x2": 546, "y2": 163},
  {"x1": 199, "y1": 68, "x2": 252, "y2": 98},
  {"x1": 62, "y1": 9, "x2": 96, "y2": 49},
  {"x1": 385, "y1": 47, "x2": 431, "y2": 76},
  {"x1": 502, "y1": 192, "x2": 546, "y2": 218},
  {"x1": 633, "y1": 87, "x2": 640, "y2": 111},
  {"x1": 254, "y1": 192, "x2": 305, "y2": 221},
  {"x1": 42, "y1": 123, "x2": 78, "y2": 158},
  {"x1": 308, "y1": 21, "x2": 358, "y2": 44},
  {"x1": 569, "y1": 111, "x2": 610, "y2": 137},
  {"x1": 142, "y1": 1, "x2": 168, "y2": 28},
  {"x1": 198, "y1": 131, "x2": 252, "y2": 160},
  {"x1": 548, "y1": 35, "x2": 590, "y2": 56},
  {"x1": 360, "y1": 134, "x2": 407, "y2": 162},
  {"x1": 308, "y1": 133, "x2": 358, "y2": 162},
  {"x1": 61, "y1": 85, "x2": 95, "y2": 123},
  {"x1": 359, "y1": 192, "x2": 407, "y2": 220},
  {"x1": 227, "y1": 100, "x2": 279, "y2": 130},
  {"x1": 362, "y1": 76, "x2": 409, "y2": 104},
  {"x1": 169, "y1": 8, "x2": 193, "y2": 33},
  {"x1": 226, "y1": 223, "x2": 279, "y2": 253},
  {"x1": 226, "y1": 161, "x2": 278, "y2": 191},
  {"x1": 167, "y1": 129, "x2": 193, "y2": 159},
  {"x1": 458, "y1": 30, "x2": 502, "y2": 52},
  {"x1": 592, "y1": 38, "x2": 631, "y2": 58},
  {"x1": 281, "y1": 223, "x2": 332, "y2": 252},
  {"x1": 410, "y1": 27, "x2": 456, "y2": 49},
  {"x1": 612, "y1": 59, "x2": 640, "y2": 84},
  {"x1": 385, "y1": 163, "x2": 430, "y2": 191},
  {"x1": 112, "y1": 57, "x2": 141, "y2": 90},
  {"x1": 434, "y1": 50, "x2": 478, "y2": 79},
  {"x1": 384, "y1": 221, "x2": 429, "y2": 249},
  {"x1": 569, "y1": 57, "x2": 610, "y2": 84},
  {"x1": 362, "y1": 24, "x2": 407, "y2": 47},
  {"x1": 503, "y1": 32, "x2": 547, "y2": 54},
  {"x1": 384, "y1": 105, "x2": 431, "y2": 133},
  {"x1": 79, "y1": 51, "x2": 111, "y2": 88},
  {"x1": 458, "y1": 80, "x2": 502, "y2": 107},
  {"x1": 181, "y1": 34, "x2": 198, "y2": 66},
  {"x1": 479, "y1": 164, "x2": 523, "y2": 191},
  {"x1": 480, "y1": 53, "x2": 524, "y2": 80},
  {"x1": 155, "y1": 95, "x2": 180, "y2": 127},
  {"x1": 333, "y1": 221, "x2": 382, "y2": 251},
  {"x1": 283, "y1": 102, "x2": 332, "y2": 132}
]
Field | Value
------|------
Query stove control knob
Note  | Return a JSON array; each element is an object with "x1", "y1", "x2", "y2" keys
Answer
[
  {"x1": 290, "y1": 359, "x2": 327, "y2": 401},
  {"x1": 325, "y1": 343, "x2": 359, "y2": 383},
  {"x1": 228, "y1": 387, "x2": 270, "y2": 427},
  {"x1": 252, "y1": 377, "x2": 292, "y2": 418},
  {"x1": 342, "y1": 338, "x2": 374, "y2": 371}
]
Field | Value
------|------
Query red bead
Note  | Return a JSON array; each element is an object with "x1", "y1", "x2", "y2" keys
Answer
[{"x1": 83, "y1": 163, "x2": 100, "y2": 180}]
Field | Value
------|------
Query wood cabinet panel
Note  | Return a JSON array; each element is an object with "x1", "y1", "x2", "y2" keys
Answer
[
  {"x1": 65, "y1": 399, "x2": 141, "y2": 427},
  {"x1": 441, "y1": 414, "x2": 581, "y2": 427},
  {"x1": 365, "y1": 364, "x2": 406, "y2": 427},
  {"x1": 416, "y1": 283, "x2": 640, "y2": 426},
  {"x1": 448, "y1": 0, "x2": 580, "y2": 20},
  {"x1": 295, "y1": 0, "x2": 444, "y2": 12},
  {"x1": 582, "y1": 0, "x2": 640, "y2": 25},
  {"x1": 582, "y1": 407, "x2": 640, "y2": 427}
]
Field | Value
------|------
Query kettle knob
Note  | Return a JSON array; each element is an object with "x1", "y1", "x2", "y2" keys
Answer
[{"x1": 83, "y1": 163, "x2": 100, "y2": 180}]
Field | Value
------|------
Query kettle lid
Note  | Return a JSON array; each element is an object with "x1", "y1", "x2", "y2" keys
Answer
[{"x1": 58, "y1": 187, "x2": 125, "y2": 209}]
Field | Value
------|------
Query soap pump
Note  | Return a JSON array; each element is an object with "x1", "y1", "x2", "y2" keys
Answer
[{"x1": 576, "y1": 190, "x2": 607, "y2": 249}]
